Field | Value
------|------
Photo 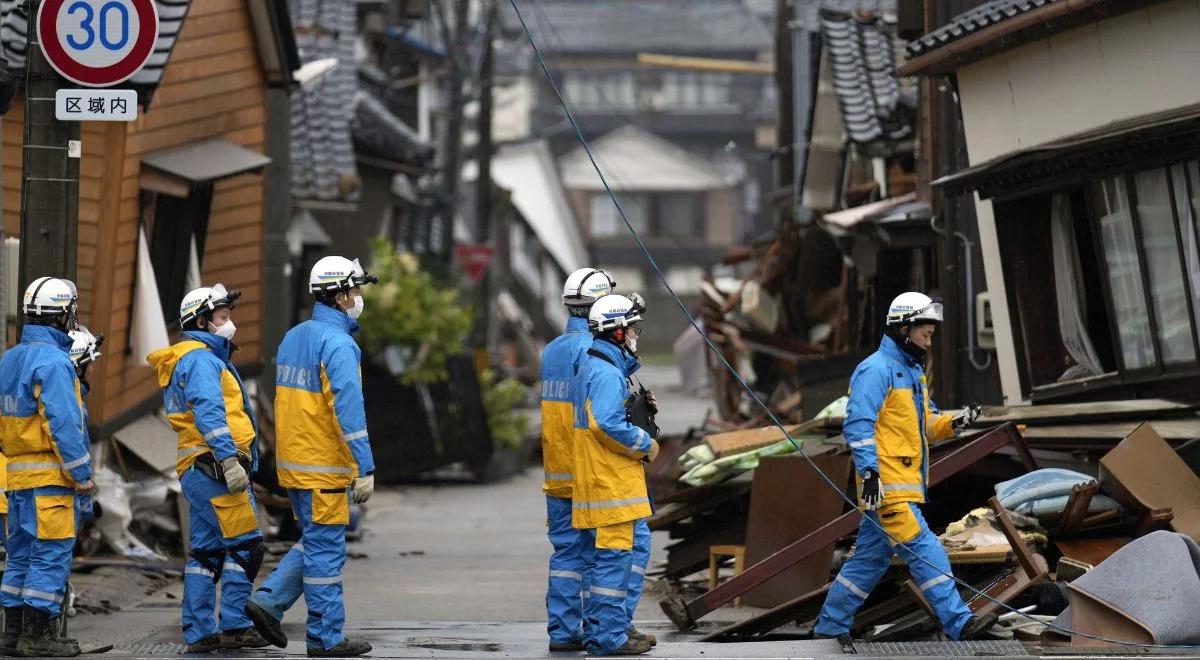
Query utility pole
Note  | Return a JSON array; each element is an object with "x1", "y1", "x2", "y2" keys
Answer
[
  {"x1": 436, "y1": 0, "x2": 471, "y2": 262},
  {"x1": 773, "y1": 0, "x2": 793, "y2": 225},
  {"x1": 19, "y1": 0, "x2": 80, "y2": 294},
  {"x1": 471, "y1": 0, "x2": 497, "y2": 355}
]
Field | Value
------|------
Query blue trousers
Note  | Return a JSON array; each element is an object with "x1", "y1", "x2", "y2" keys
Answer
[
  {"x1": 814, "y1": 502, "x2": 973, "y2": 639},
  {"x1": 627, "y1": 519, "x2": 651, "y2": 621},
  {"x1": 251, "y1": 489, "x2": 349, "y2": 651},
  {"x1": 0, "y1": 487, "x2": 80, "y2": 618},
  {"x1": 579, "y1": 521, "x2": 640, "y2": 655},
  {"x1": 180, "y1": 470, "x2": 263, "y2": 644},
  {"x1": 546, "y1": 496, "x2": 587, "y2": 644}
]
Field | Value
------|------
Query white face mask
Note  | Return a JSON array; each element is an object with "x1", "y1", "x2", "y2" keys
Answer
[
  {"x1": 346, "y1": 295, "x2": 364, "y2": 320},
  {"x1": 213, "y1": 319, "x2": 237, "y2": 341}
]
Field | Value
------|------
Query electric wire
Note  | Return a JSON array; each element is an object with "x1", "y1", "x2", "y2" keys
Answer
[{"x1": 505, "y1": 0, "x2": 1198, "y2": 649}]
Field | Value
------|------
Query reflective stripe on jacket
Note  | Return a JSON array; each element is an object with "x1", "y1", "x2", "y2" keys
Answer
[
  {"x1": 570, "y1": 338, "x2": 652, "y2": 529},
  {"x1": 0, "y1": 325, "x2": 92, "y2": 490},
  {"x1": 147, "y1": 331, "x2": 258, "y2": 477},
  {"x1": 540, "y1": 316, "x2": 591, "y2": 499},
  {"x1": 274, "y1": 303, "x2": 375, "y2": 489},
  {"x1": 846, "y1": 335, "x2": 955, "y2": 506}
]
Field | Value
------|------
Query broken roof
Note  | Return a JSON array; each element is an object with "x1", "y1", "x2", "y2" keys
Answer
[
  {"x1": 559, "y1": 125, "x2": 734, "y2": 192},
  {"x1": 504, "y1": 0, "x2": 772, "y2": 55},
  {"x1": 820, "y1": 10, "x2": 914, "y2": 144}
]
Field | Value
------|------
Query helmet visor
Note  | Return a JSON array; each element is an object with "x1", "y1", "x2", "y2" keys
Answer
[{"x1": 911, "y1": 302, "x2": 944, "y2": 324}]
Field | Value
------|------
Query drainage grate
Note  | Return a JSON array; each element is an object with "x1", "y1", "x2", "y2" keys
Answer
[
  {"x1": 853, "y1": 640, "x2": 1032, "y2": 656},
  {"x1": 115, "y1": 641, "x2": 188, "y2": 655}
]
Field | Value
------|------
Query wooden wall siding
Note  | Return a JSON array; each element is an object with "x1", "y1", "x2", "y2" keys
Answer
[{"x1": 3, "y1": 0, "x2": 268, "y2": 425}]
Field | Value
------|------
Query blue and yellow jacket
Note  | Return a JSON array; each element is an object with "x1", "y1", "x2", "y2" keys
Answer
[
  {"x1": 274, "y1": 303, "x2": 375, "y2": 489},
  {"x1": 540, "y1": 316, "x2": 592, "y2": 499},
  {"x1": 147, "y1": 331, "x2": 259, "y2": 478},
  {"x1": 0, "y1": 325, "x2": 92, "y2": 490},
  {"x1": 846, "y1": 334, "x2": 955, "y2": 506},
  {"x1": 570, "y1": 338, "x2": 653, "y2": 529}
]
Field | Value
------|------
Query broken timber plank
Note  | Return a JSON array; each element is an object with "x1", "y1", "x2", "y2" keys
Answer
[
  {"x1": 979, "y1": 400, "x2": 1198, "y2": 426},
  {"x1": 663, "y1": 423, "x2": 1037, "y2": 630}
]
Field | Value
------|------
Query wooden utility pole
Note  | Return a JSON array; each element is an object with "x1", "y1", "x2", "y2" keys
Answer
[
  {"x1": 472, "y1": 0, "x2": 497, "y2": 353},
  {"x1": 774, "y1": 0, "x2": 794, "y2": 225},
  {"x1": 436, "y1": 0, "x2": 471, "y2": 262},
  {"x1": 19, "y1": 0, "x2": 80, "y2": 293}
]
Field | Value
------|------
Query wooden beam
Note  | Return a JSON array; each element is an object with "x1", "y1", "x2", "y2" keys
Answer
[{"x1": 636, "y1": 53, "x2": 773, "y2": 75}]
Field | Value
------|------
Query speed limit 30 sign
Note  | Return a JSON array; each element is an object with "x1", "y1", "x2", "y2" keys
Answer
[{"x1": 37, "y1": 0, "x2": 159, "y2": 87}]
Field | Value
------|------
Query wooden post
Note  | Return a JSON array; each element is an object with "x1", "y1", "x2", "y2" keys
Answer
[
  {"x1": 471, "y1": 0, "x2": 496, "y2": 355},
  {"x1": 19, "y1": 0, "x2": 81, "y2": 294}
]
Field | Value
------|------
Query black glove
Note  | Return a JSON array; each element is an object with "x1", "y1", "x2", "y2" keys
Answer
[
  {"x1": 861, "y1": 468, "x2": 882, "y2": 511},
  {"x1": 952, "y1": 404, "x2": 983, "y2": 431}
]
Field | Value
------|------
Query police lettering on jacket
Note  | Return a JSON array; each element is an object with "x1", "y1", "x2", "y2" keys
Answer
[
  {"x1": 845, "y1": 335, "x2": 955, "y2": 506},
  {"x1": 147, "y1": 331, "x2": 259, "y2": 477},
  {"x1": 570, "y1": 339, "x2": 653, "y2": 529},
  {"x1": 539, "y1": 316, "x2": 592, "y2": 499},
  {"x1": 274, "y1": 303, "x2": 375, "y2": 489},
  {"x1": 0, "y1": 325, "x2": 92, "y2": 490}
]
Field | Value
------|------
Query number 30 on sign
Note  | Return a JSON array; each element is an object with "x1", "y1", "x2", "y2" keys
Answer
[{"x1": 37, "y1": 0, "x2": 159, "y2": 88}]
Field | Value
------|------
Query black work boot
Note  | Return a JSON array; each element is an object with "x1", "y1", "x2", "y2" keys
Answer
[
  {"x1": 0, "y1": 607, "x2": 22, "y2": 657},
  {"x1": 627, "y1": 626, "x2": 657, "y2": 647},
  {"x1": 813, "y1": 632, "x2": 854, "y2": 652},
  {"x1": 244, "y1": 602, "x2": 287, "y2": 649},
  {"x1": 549, "y1": 639, "x2": 586, "y2": 652},
  {"x1": 307, "y1": 638, "x2": 372, "y2": 657},
  {"x1": 959, "y1": 613, "x2": 999, "y2": 640},
  {"x1": 220, "y1": 627, "x2": 271, "y2": 649},
  {"x1": 16, "y1": 606, "x2": 79, "y2": 657},
  {"x1": 184, "y1": 634, "x2": 222, "y2": 654}
]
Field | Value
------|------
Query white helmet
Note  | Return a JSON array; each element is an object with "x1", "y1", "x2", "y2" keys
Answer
[
  {"x1": 588, "y1": 294, "x2": 643, "y2": 334},
  {"x1": 309, "y1": 255, "x2": 378, "y2": 294},
  {"x1": 180, "y1": 284, "x2": 240, "y2": 326},
  {"x1": 68, "y1": 326, "x2": 103, "y2": 366},
  {"x1": 886, "y1": 292, "x2": 943, "y2": 327},
  {"x1": 562, "y1": 268, "x2": 615, "y2": 310},
  {"x1": 22, "y1": 277, "x2": 78, "y2": 321}
]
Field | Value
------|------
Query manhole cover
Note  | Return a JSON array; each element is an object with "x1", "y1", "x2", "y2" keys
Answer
[{"x1": 853, "y1": 640, "x2": 1032, "y2": 656}]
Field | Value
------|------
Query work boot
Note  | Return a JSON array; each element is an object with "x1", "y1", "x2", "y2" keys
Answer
[
  {"x1": 184, "y1": 634, "x2": 222, "y2": 654},
  {"x1": 959, "y1": 613, "x2": 999, "y2": 640},
  {"x1": 627, "y1": 626, "x2": 657, "y2": 647},
  {"x1": 588, "y1": 637, "x2": 652, "y2": 656},
  {"x1": 0, "y1": 607, "x2": 22, "y2": 657},
  {"x1": 244, "y1": 602, "x2": 287, "y2": 649},
  {"x1": 220, "y1": 627, "x2": 271, "y2": 649},
  {"x1": 15, "y1": 607, "x2": 79, "y2": 657},
  {"x1": 813, "y1": 632, "x2": 854, "y2": 653},
  {"x1": 549, "y1": 639, "x2": 586, "y2": 652},
  {"x1": 307, "y1": 638, "x2": 372, "y2": 657}
]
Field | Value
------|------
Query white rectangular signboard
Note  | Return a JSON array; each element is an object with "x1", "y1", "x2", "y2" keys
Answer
[{"x1": 55, "y1": 89, "x2": 138, "y2": 121}]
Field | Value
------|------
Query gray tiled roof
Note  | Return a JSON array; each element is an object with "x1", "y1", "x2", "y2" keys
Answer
[
  {"x1": 820, "y1": 10, "x2": 913, "y2": 144},
  {"x1": 906, "y1": 0, "x2": 1055, "y2": 58},
  {"x1": 0, "y1": 0, "x2": 190, "y2": 98},
  {"x1": 504, "y1": 0, "x2": 772, "y2": 54},
  {"x1": 290, "y1": 0, "x2": 359, "y2": 202}
]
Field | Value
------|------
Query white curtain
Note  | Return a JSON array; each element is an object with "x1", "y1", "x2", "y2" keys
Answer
[
  {"x1": 130, "y1": 226, "x2": 170, "y2": 366},
  {"x1": 1050, "y1": 194, "x2": 1105, "y2": 378}
]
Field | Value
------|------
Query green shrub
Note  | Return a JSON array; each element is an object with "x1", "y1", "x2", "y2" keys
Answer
[
  {"x1": 480, "y1": 369, "x2": 531, "y2": 451},
  {"x1": 358, "y1": 239, "x2": 473, "y2": 384}
]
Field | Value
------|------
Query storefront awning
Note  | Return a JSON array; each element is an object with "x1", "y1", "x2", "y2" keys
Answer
[{"x1": 142, "y1": 139, "x2": 271, "y2": 192}]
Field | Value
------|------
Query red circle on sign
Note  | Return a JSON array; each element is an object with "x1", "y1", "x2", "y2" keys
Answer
[{"x1": 37, "y1": 0, "x2": 159, "y2": 87}]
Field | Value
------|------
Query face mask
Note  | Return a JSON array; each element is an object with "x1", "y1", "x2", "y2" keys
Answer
[
  {"x1": 345, "y1": 295, "x2": 364, "y2": 320},
  {"x1": 213, "y1": 319, "x2": 237, "y2": 342}
]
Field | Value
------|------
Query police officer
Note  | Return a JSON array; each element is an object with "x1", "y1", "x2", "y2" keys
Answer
[
  {"x1": 0, "y1": 278, "x2": 93, "y2": 657},
  {"x1": 543, "y1": 268, "x2": 613, "y2": 652},
  {"x1": 572, "y1": 295, "x2": 658, "y2": 656},
  {"x1": 813, "y1": 292, "x2": 991, "y2": 646},
  {"x1": 245, "y1": 256, "x2": 377, "y2": 658},
  {"x1": 147, "y1": 285, "x2": 268, "y2": 653}
]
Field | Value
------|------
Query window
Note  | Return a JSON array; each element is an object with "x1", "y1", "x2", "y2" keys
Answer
[
  {"x1": 143, "y1": 185, "x2": 213, "y2": 324},
  {"x1": 563, "y1": 71, "x2": 635, "y2": 111},
  {"x1": 662, "y1": 72, "x2": 733, "y2": 110},
  {"x1": 590, "y1": 193, "x2": 646, "y2": 237},
  {"x1": 1133, "y1": 170, "x2": 1195, "y2": 364},
  {"x1": 657, "y1": 193, "x2": 704, "y2": 237},
  {"x1": 1092, "y1": 176, "x2": 1156, "y2": 369}
]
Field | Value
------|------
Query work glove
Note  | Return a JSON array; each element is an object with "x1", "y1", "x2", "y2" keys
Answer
[
  {"x1": 860, "y1": 468, "x2": 882, "y2": 511},
  {"x1": 645, "y1": 389, "x2": 659, "y2": 415},
  {"x1": 647, "y1": 439, "x2": 661, "y2": 463},
  {"x1": 221, "y1": 456, "x2": 249, "y2": 493},
  {"x1": 353, "y1": 474, "x2": 375, "y2": 504},
  {"x1": 952, "y1": 404, "x2": 983, "y2": 431},
  {"x1": 74, "y1": 479, "x2": 95, "y2": 495}
]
